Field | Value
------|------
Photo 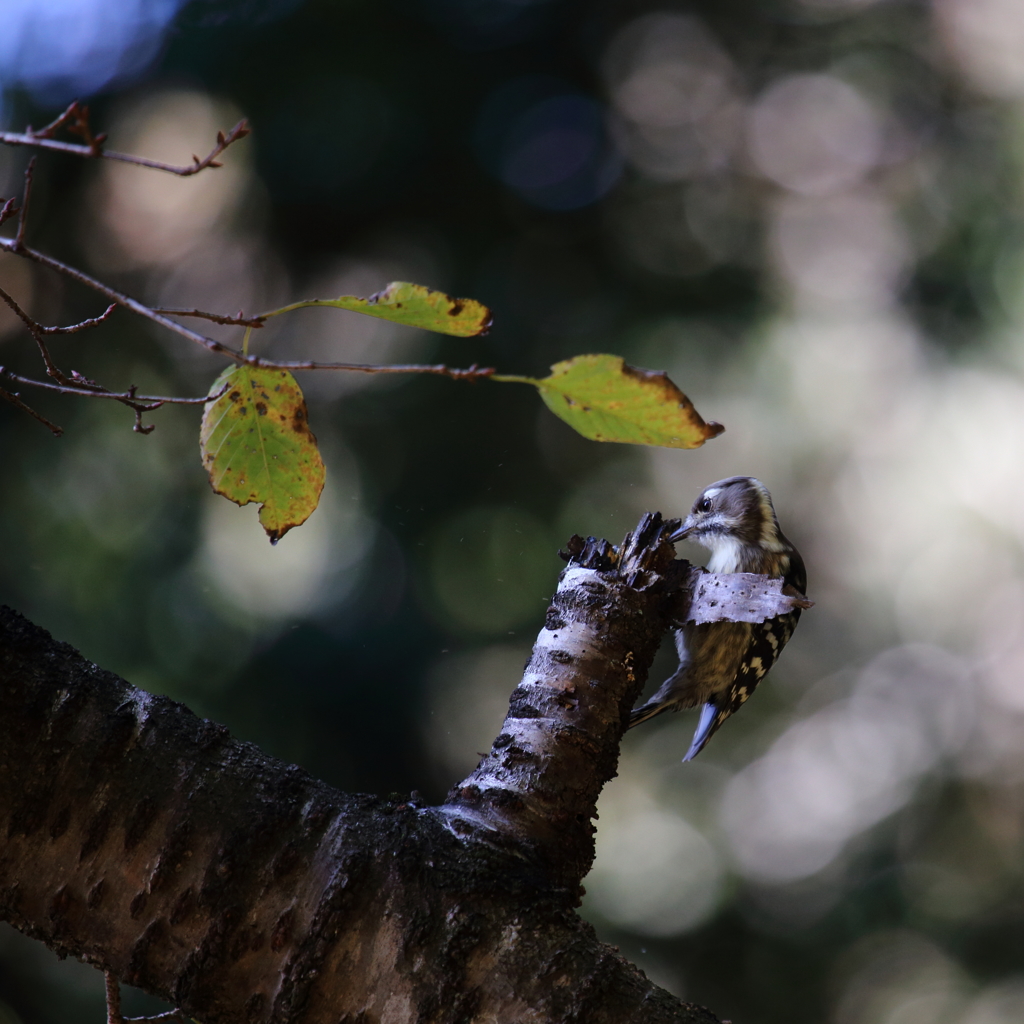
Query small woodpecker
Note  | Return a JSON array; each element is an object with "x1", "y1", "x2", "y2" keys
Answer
[{"x1": 629, "y1": 476, "x2": 806, "y2": 760}]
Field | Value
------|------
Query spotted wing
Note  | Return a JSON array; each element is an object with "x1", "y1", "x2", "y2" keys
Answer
[{"x1": 683, "y1": 608, "x2": 801, "y2": 760}]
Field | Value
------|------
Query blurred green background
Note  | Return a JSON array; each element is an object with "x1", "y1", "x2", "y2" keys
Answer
[{"x1": 4, "y1": 0, "x2": 1024, "y2": 1021}]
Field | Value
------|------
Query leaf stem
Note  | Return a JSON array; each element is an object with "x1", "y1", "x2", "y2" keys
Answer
[{"x1": 489, "y1": 374, "x2": 538, "y2": 385}]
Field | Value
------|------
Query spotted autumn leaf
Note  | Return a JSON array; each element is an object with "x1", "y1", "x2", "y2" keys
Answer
[
  {"x1": 509, "y1": 354, "x2": 724, "y2": 448},
  {"x1": 200, "y1": 366, "x2": 325, "y2": 542},
  {"x1": 260, "y1": 281, "x2": 492, "y2": 337}
]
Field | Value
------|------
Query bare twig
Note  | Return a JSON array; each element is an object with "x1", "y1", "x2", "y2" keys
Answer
[
  {"x1": 0, "y1": 100, "x2": 250, "y2": 177},
  {"x1": 0, "y1": 238, "x2": 232, "y2": 355},
  {"x1": 131, "y1": 403, "x2": 155, "y2": 433},
  {"x1": 0, "y1": 285, "x2": 115, "y2": 343},
  {"x1": 0, "y1": 102, "x2": 503, "y2": 442},
  {"x1": 239, "y1": 357, "x2": 497, "y2": 380},
  {"x1": 30, "y1": 102, "x2": 86, "y2": 141},
  {"x1": 124, "y1": 1013, "x2": 190, "y2": 1024},
  {"x1": 0, "y1": 282, "x2": 69, "y2": 383},
  {"x1": 105, "y1": 966, "x2": 189, "y2": 1024},
  {"x1": 39, "y1": 303, "x2": 118, "y2": 334},
  {"x1": 0, "y1": 243, "x2": 498, "y2": 384},
  {"x1": 0, "y1": 197, "x2": 18, "y2": 229},
  {"x1": 0, "y1": 368, "x2": 228, "y2": 407},
  {"x1": 1, "y1": 365, "x2": 227, "y2": 436},
  {"x1": 30, "y1": 101, "x2": 106, "y2": 155},
  {"x1": 60, "y1": 101, "x2": 107, "y2": 156},
  {"x1": 0, "y1": 216, "x2": 498, "y2": 390},
  {"x1": 14, "y1": 158, "x2": 34, "y2": 251},
  {"x1": 152, "y1": 306, "x2": 264, "y2": 328},
  {"x1": 0, "y1": 259, "x2": 217, "y2": 434},
  {"x1": 105, "y1": 970, "x2": 123, "y2": 1024},
  {"x1": 0, "y1": 383, "x2": 63, "y2": 436}
]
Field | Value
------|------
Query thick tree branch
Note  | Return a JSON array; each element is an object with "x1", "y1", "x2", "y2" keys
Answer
[
  {"x1": 445, "y1": 515, "x2": 690, "y2": 884},
  {"x1": 0, "y1": 515, "x2": 803, "y2": 1022}
]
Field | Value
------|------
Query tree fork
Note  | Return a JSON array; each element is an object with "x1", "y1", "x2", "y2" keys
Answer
[{"x1": 0, "y1": 513, "x2": 808, "y2": 1024}]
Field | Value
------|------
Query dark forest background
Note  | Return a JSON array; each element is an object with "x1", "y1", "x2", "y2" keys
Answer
[{"x1": 3, "y1": 0, "x2": 1024, "y2": 1021}]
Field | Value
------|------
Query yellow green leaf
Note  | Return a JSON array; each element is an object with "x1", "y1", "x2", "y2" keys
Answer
[
  {"x1": 500, "y1": 354, "x2": 724, "y2": 448},
  {"x1": 260, "y1": 281, "x2": 492, "y2": 337},
  {"x1": 200, "y1": 366, "x2": 325, "y2": 543}
]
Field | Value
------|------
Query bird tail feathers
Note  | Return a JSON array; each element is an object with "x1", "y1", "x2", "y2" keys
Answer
[
  {"x1": 628, "y1": 700, "x2": 670, "y2": 728},
  {"x1": 683, "y1": 702, "x2": 724, "y2": 761}
]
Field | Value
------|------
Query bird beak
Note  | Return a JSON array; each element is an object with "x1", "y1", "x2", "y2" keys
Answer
[{"x1": 669, "y1": 516, "x2": 695, "y2": 542}]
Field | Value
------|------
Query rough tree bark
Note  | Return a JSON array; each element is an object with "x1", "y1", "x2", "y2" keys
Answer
[{"x1": 0, "y1": 513, "x2": 805, "y2": 1024}]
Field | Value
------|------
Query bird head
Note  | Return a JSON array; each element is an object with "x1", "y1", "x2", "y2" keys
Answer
[{"x1": 671, "y1": 476, "x2": 781, "y2": 553}]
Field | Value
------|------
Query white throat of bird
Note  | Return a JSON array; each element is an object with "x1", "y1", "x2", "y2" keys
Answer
[{"x1": 704, "y1": 534, "x2": 746, "y2": 574}]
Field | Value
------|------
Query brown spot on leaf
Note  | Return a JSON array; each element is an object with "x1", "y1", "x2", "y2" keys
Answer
[
  {"x1": 618, "y1": 362, "x2": 725, "y2": 439},
  {"x1": 200, "y1": 364, "x2": 324, "y2": 542}
]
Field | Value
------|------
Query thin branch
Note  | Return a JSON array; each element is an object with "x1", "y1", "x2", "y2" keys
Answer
[
  {"x1": 0, "y1": 284, "x2": 115, "y2": 345},
  {"x1": 0, "y1": 100, "x2": 250, "y2": 176},
  {"x1": 59, "y1": 101, "x2": 106, "y2": 156},
  {"x1": 0, "y1": 383, "x2": 63, "y2": 435},
  {"x1": 30, "y1": 101, "x2": 106, "y2": 155},
  {"x1": 0, "y1": 368, "x2": 228, "y2": 407},
  {"x1": 1, "y1": 366, "x2": 227, "y2": 436},
  {"x1": 0, "y1": 237, "x2": 232, "y2": 356},
  {"x1": 0, "y1": 197, "x2": 18, "y2": 229},
  {"x1": 0, "y1": 232, "x2": 496, "y2": 384},
  {"x1": 105, "y1": 971, "x2": 188, "y2": 1024},
  {"x1": 30, "y1": 102, "x2": 85, "y2": 141},
  {"x1": 0, "y1": 282, "x2": 69, "y2": 383},
  {"x1": 0, "y1": 244, "x2": 497, "y2": 383},
  {"x1": 14, "y1": 157, "x2": 34, "y2": 251},
  {"x1": 124, "y1": 1013, "x2": 190, "y2": 1024},
  {"x1": 240, "y1": 357, "x2": 497, "y2": 380},
  {"x1": 39, "y1": 303, "x2": 117, "y2": 334},
  {"x1": 0, "y1": 134, "x2": 111, "y2": 161},
  {"x1": 151, "y1": 306, "x2": 264, "y2": 328},
  {"x1": 105, "y1": 971, "x2": 123, "y2": 1024},
  {"x1": 0, "y1": 262, "x2": 213, "y2": 434}
]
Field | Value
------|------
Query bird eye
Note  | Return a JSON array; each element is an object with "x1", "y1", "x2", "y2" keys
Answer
[{"x1": 698, "y1": 497, "x2": 713, "y2": 513}]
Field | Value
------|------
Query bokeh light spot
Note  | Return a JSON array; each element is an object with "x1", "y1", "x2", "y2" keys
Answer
[
  {"x1": 477, "y1": 78, "x2": 621, "y2": 210},
  {"x1": 748, "y1": 74, "x2": 883, "y2": 196}
]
